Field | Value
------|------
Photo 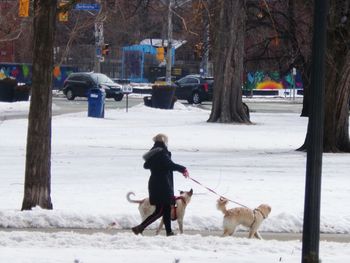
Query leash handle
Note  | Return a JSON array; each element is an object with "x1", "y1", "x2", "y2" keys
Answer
[{"x1": 188, "y1": 176, "x2": 250, "y2": 209}]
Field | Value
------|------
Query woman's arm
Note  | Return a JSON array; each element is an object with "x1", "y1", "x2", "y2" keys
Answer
[{"x1": 160, "y1": 153, "x2": 186, "y2": 173}]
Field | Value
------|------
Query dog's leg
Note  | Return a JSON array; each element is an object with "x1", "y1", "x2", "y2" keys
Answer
[
  {"x1": 248, "y1": 226, "x2": 260, "y2": 239},
  {"x1": 222, "y1": 220, "x2": 236, "y2": 237},
  {"x1": 177, "y1": 218, "x2": 183, "y2": 234},
  {"x1": 156, "y1": 219, "x2": 164, "y2": 235},
  {"x1": 222, "y1": 228, "x2": 235, "y2": 237},
  {"x1": 222, "y1": 225, "x2": 236, "y2": 237},
  {"x1": 254, "y1": 231, "x2": 262, "y2": 240}
]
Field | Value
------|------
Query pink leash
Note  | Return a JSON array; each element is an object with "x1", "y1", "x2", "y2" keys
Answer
[{"x1": 188, "y1": 176, "x2": 250, "y2": 209}]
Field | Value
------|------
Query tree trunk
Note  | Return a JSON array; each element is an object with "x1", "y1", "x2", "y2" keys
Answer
[
  {"x1": 298, "y1": 0, "x2": 350, "y2": 153},
  {"x1": 323, "y1": 50, "x2": 350, "y2": 152},
  {"x1": 22, "y1": 0, "x2": 57, "y2": 210},
  {"x1": 208, "y1": 0, "x2": 250, "y2": 123}
]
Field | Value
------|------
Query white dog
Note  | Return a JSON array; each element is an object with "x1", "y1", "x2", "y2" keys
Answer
[
  {"x1": 127, "y1": 189, "x2": 193, "y2": 234},
  {"x1": 216, "y1": 197, "x2": 271, "y2": 239}
]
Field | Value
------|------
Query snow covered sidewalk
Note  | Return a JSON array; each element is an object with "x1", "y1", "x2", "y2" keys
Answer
[{"x1": 0, "y1": 101, "x2": 349, "y2": 262}]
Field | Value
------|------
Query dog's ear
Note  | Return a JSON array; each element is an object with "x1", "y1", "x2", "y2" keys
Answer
[
  {"x1": 189, "y1": 188, "x2": 193, "y2": 196},
  {"x1": 179, "y1": 190, "x2": 184, "y2": 194}
]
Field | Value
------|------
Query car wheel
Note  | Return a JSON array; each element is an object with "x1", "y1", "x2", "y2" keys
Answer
[
  {"x1": 192, "y1": 92, "x2": 201, "y2": 104},
  {"x1": 114, "y1": 94, "x2": 124, "y2": 101},
  {"x1": 66, "y1": 89, "x2": 75, "y2": 100}
]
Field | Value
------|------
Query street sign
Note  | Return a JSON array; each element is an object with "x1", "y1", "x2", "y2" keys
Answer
[
  {"x1": 122, "y1": 85, "x2": 133, "y2": 94},
  {"x1": 96, "y1": 47, "x2": 102, "y2": 56},
  {"x1": 74, "y1": 3, "x2": 100, "y2": 11}
]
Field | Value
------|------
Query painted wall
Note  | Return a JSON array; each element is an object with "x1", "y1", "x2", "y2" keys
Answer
[
  {"x1": 0, "y1": 63, "x2": 77, "y2": 89},
  {"x1": 244, "y1": 71, "x2": 303, "y2": 91}
]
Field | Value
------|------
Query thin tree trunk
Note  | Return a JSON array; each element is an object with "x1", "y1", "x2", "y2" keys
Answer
[
  {"x1": 208, "y1": 0, "x2": 250, "y2": 124},
  {"x1": 22, "y1": 0, "x2": 57, "y2": 210}
]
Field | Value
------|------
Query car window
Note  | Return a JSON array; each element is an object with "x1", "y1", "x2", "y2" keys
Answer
[
  {"x1": 81, "y1": 76, "x2": 94, "y2": 85},
  {"x1": 177, "y1": 78, "x2": 186, "y2": 85},
  {"x1": 186, "y1": 77, "x2": 199, "y2": 84},
  {"x1": 91, "y1": 73, "x2": 114, "y2": 84},
  {"x1": 68, "y1": 75, "x2": 81, "y2": 81}
]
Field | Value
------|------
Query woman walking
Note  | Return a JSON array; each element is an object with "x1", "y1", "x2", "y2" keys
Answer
[{"x1": 131, "y1": 133, "x2": 189, "y2": 236}]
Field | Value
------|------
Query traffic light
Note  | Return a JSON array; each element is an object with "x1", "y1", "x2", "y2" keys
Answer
[
  {"x1": 19, "y1": 0, "x2": 30, "y2": 17},
  {"x1": 156, "y1": 47, "x2": 165, "y2": 61},
  {"x1": 102, "y1": 44, "x2": 110, "y2": 56},
  {"x1": 58, "y1": 1, "x2": 69, "y2": 22},
  {"x1": 194, "y1": 42, "x2": 203, "y2": 59}
]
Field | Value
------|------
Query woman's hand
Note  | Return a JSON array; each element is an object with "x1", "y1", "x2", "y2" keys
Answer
[{"x1": 183, "y1": 169, "x2": 189, "y2": 178}]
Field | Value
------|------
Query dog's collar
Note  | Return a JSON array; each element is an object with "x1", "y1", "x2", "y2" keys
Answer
[
  {"x1": 250, "y1": 208, "x2": 266, "y2": 228},
  {"x1": 174, "y1": 196, "x2": 186, "y2": 205},
  {"x1": 254, "y1": 208, "x2": 267, "y2": 219}
]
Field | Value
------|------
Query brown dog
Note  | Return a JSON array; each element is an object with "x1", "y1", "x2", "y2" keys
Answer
[
  {"x1": 126, "y1": 189, "x2": 193, "y2": 234},
  {"x1": 216, "y1": 197, "x2": 271, "y2": 239}
]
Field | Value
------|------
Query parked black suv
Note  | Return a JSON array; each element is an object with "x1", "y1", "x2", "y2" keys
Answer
[
  {"x1": 174, "y1": 74, "x2": 214, "y2": 104},
  {"x1": 62, "y1": 72, "x2": 124, "y2": 101}
]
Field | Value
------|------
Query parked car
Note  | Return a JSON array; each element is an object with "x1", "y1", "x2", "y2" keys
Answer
[
  {"x1": 111, "y1": 78, "x2": 131, "y2": 85},
  {"x1": 174, "y1": 74, "x2": 214, "y2": 104},
  {"x1": 61, "y1": 72, "x2": 124, "y2": 101}
]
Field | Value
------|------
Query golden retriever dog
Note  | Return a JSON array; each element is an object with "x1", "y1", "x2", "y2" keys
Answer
[
  {"x1": 216, "y1": 197, "x2": 271, "y2": 239},
  {"x1": 126, "y1": 189, "x2": 193, "y2": 234}
]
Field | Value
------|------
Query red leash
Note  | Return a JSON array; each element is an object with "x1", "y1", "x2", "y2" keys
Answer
[{"x1": 188, "y1": 176, "x2": 250, "y2": 209}]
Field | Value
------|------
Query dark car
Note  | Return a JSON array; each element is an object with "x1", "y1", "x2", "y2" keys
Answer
[
  {"x1": 174, "y1": 74, "x2": 214, "y2": 104},
  {"x1": 62, "y1": 72, "x2": 124, "y2": 101}
]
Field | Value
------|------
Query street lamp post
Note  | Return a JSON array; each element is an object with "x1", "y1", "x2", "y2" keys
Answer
[
  {"x1": 301, "y1": 0, "x2": 328, "y2": 262},
  {"x1": 166, "y1": 0, "x2": 174, "y2": 85}
]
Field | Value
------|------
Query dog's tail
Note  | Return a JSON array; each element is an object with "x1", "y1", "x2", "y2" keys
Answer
[
  {"x1": 126, "y1": 192, "x2": 144, "y2": 204},
  {"x1": 216, "y1": 198, "x2": 228, "y2": 215}
]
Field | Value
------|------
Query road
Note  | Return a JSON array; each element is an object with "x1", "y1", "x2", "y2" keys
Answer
[
  {"x1": 1, "y1": 93, "x2": 304, "y2": 121},
  {"x1": 51, "y1": 95, "x2": 303, "y2": 116},
  {"x1": 52, "y1": 95, "x2": 144, "y2": 115},
  {"x1": 1, "y1": 227, "x2": 350, "y2": 242}
]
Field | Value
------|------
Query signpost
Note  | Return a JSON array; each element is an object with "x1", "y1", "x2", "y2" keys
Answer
[
  {"x1": 122, "y1": 85, "x2": 133, "y2": 112},
  {"x1": 292, "y1": 67, "x2": 297, "y2": 101}
]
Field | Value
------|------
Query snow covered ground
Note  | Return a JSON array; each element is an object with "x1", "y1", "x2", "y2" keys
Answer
[{"x1": 0, "y1": 100, "x2": 349, "y2": 262}]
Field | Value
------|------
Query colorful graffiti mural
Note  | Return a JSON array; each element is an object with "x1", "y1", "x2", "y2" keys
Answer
[
  {"x1": 0, "y1": 63, "x2": 77, "y2": 89},
  {"x1": 244, "y1": 71, "x2": 303, "y2": 91}
]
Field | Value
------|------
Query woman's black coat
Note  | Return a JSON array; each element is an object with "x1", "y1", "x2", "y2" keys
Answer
[{"x1": 143, "y1": 142, "x2": 186, "y2": 205}]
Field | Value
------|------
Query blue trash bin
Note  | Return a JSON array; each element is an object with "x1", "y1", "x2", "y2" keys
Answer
[{"x1": 88, "y1": 88, "x2": 106, "y2": 118}]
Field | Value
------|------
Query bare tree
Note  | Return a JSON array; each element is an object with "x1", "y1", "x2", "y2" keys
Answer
[
  {"x1": 0, "y1": 2, "x2": 33, "y2": 63},
  {"x1": 323, "y1": 0, "x2": 350, "y2": 152},
  {"x1": 298, "y1": 0, "x2": 350, "y2": 153},
  {"x1": 208, "y1": 0, "x2": 250, "y2": 123},
  {"x1": 21, "y1": 0, "x2": 58, "y2": 210}
]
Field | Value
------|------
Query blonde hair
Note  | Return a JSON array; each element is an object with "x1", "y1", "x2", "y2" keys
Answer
[{"x1": 152, "y1": 133, "x2": 168, "y2": 145}]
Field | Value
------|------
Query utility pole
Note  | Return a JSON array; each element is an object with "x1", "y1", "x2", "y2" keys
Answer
[
  {"x1": 200, "y1": 1, "x2": 210, "y2": 77},
  {"x1": 94, "y1": 21, "x2": 103, "y2": 72},
  {"x1": 301, "y1": 0, "x2": 328, "y2": 262},
  {"x1": 166, "y1": 0, "x2": 174, "y2": 85},
  {"x1": 94, "y1": 0, "x2": 103, "y2": 73}
]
